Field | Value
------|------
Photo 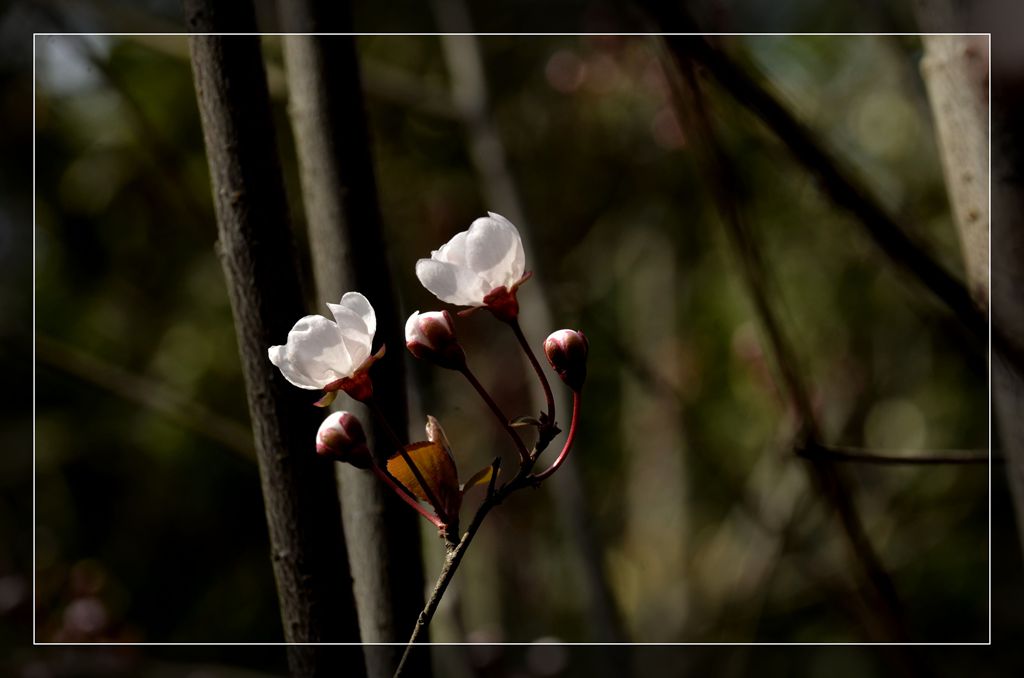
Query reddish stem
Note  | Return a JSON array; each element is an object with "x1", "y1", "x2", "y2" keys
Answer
[
  {"x1": 459, "y1": 364, "x2": 531, "y2": 462},
  {"x1": 532, "y1": 391, "x2": 581, "y2": 481},
  {"x1": 365, "y1": 396, "x2": 447, "y2": 523},
  {"x1": 371, "y1": 465, "x2": 443, "y2": 529},
  {"x1": 507, "y1": 318, "x2": 556, "y2": 425}
]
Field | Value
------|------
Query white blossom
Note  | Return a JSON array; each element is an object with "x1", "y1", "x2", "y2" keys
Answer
[
  {"x1": 415, "y1": 212, "x2": 526, "y2": 307},
  {"x1": 268, "y1": 292, "x2": 376, "y2": 390}
]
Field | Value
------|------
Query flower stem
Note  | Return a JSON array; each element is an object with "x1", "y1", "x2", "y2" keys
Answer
[
  {"x1": 394, "y1": 389, "x2": 582, "y2": 677},
  {"x1": 393, "y1": 457, "x2": 512, "y2": 678},
  {"x1": 371, "y1": 465, "x2": 443, "y2": 529},
  {"x1": 393, "y1": 510, "x2": 484, "y2": 677},
  {"x1": 532, "y1": 391, "x2": 581, "y2": 482},
  {"x1": 366, "y1": 396, "x2": 448, "y2": 525},
  {"x1": 459, "y1": 364, "x2": 531, "y2": 463},
  {"x1": 507, "y1": 318, "x2": 556, "y2": 425}
]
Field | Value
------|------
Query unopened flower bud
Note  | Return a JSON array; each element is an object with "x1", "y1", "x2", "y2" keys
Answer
[
  {"x1": 405, "y1": 310, "x2": 466, "y2": 370},
  {"x1": 316, "y1": 411, "x2": 372, "y2": 468},
  {"x1": 544, "y1": 329, "x2": 588, "y2": 392}
]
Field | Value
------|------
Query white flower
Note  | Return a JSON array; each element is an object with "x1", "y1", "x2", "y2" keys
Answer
[
  {"x1": 268, "y1": 292, "x2": 376, "y2": 390},
  {"x1": 415, "y1": 212, "x2": 526, "y2": 307}
]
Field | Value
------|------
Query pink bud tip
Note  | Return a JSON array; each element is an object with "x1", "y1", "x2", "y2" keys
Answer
[
  {"x1": 316, "y1": 411, "x2": 372, "y2": 468},
  {"x1": 405, "y1": 310, "x2": 466, "y2": 370},
  {"x1": 544, "y1": 329, "x2": 589, "y2": 392}
]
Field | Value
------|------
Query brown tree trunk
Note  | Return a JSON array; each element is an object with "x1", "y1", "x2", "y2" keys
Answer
[
  {"x1": 985, "y1": 13, "x2": 1024, "y2": 556},
  {"x1": 916, "y1": 0, "x2": 1024, "y2": 559},
  {"x1": 184, "y1": 2, "x2": 363, "y2": 675},
  {"x1": 278, "y1": 3, "x2": 430, "y2": 676},
  {"x1": 433, "y1": 0, "x2": 628, "y2": 654}
]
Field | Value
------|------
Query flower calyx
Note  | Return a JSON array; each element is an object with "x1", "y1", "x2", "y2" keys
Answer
[{"x1": 321, "y1": 344, "x2": 385, "y2": 404}]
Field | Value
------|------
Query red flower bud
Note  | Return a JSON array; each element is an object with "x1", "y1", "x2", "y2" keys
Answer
[
  {"x1": 316, "y1": 411, "x2": 372, "y2": 468},
  {"x1": 544, "y1": 329, "x2": 588, "y2": 392},
  {"x1": 405, "y1": 310, "x2": 466, "y2": 370}
]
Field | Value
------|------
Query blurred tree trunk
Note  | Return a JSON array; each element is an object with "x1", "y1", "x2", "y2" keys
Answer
[
  {"x1": 278, "y1": 3, "x2": 430, "y2": 676},
  {"x1": 183, "y1": 2, "x2": 363, "y2": 676},
  {"x1": 917, "y1": 31, "x2": 989, "y2": 304},
  {"x1": 433, "y1": 0, "x2": 628, "y2": 653},
  {"x1": 617, "y1": 229, "x2": 689, "y2": 642},
  {"x1": 657, "y1": 33, "x2": 915, "y2": 647},
  {"x1": 989, "y1": 16, "x2": 1024, "y2": 557},
  {"x1": 915, "y1": 2, "x2": 1024, "y2": 554}
]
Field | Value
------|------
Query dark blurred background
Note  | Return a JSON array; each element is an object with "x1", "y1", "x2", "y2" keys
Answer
[{"x1": 3, "y1": 0, "x2": 1022, "y2": 676}]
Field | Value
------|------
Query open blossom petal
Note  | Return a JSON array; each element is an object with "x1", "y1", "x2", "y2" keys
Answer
[
  {"x1": 269, "y1": 292, "x2": 376, "y2": 391},
  {"x1": 268, "y1": 315, "x2": 354, "y2": 390},
  {"x1": 415, "y1": 259, "x2": 490, "y2": 306},
  {"x1": 327, "y1": 292, "x2": 376, "y2": 367},
  {"x1": 433, "y1": 230, "x2": 470, "y2": 267},
  {"x1": 467, "y1": 213, "x2": 525, "y2": 288},
  {"x1": 337, "y1": 291, "x2": 376, "y2": 336},
  {"x1": 416, "y1": 212, "x2": 526, "y2": 307}
]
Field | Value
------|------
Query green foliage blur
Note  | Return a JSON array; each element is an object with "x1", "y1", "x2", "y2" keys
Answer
[{"x1": 23, "y1": 27, "x2": 999, "y2": 676}]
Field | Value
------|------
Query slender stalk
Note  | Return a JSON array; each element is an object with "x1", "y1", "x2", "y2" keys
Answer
[
  {"x1": 367, "y1": 397, "x2": 448, "y2": 524},
  {"x1": 394, "y1": 458, "x2": 530, "y2": 678},
  {"x1": 507, "y1": 318, "x2": 556, "y2": 425},
  {"x1": 371, "y1": 466, "x2": 443, "y2": 528},
  {"x1": 36, "y1": 335, "x2": 253, "y2": 459},
  {"x1": 533, "y1": 392, "x2": 582, "y2": 481},
  {"x1": 393, "y1": 318, "x2": 586, "y2": 667},
  {"x1": 393, "y1": 497, "x2": 492, "y2": 678},
  {"x1": 798, "y1": 443, "x2": 994, "y2": 466},
  {"x1": 394, "y1": 382, "x2": 584, "y2": 676},
  {"x1": 662, "y1": 48, "x2": 910, "y2": 643},
  {"x1": 665, "y1": 32, "x2": 986, "y2": 338},
  {"x1": 458, "y1": 364, "x2": 531, "y2": 462}
]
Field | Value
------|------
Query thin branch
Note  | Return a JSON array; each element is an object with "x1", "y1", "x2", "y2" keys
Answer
[
  {"x1": 458, "y1": 364, "x2": 531, "y2": 462},
  {"x1": 371, "y1": 465, "x2": 444, "y2": 529},
  {"x1": 665, "y1": 33, "x2": 985, "y2": 335},
  {"x1": 394, "y1": 455, "x2": 537, "y2": 678},
  {"x1": 394, "y1": 386, "x2": 584, "y2": 676},
  {"x1": 532, "y1": 392, "x2": 582, "y2": 481},
  {"x1": 35, "y1": 335, "x2": 253, "y2": 460},
  {"x1": 798, "y1": 442, "x2": 995, "y2": 466},
  {"x1": 506, "y1": 318, "x2": 557, "y2": 433},
  {"x1": 663, "y1": 48, "x2": 911, "y2": 643},
  {"x1": 673, "y1": 29, "x2": 1022, "y2": 379},
  {"x1": 393, "y1": 493, "x2": 491, "y2": 678},
  {"x1": 366, "y1": 397, "x2": 447, "y2": 525}
]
